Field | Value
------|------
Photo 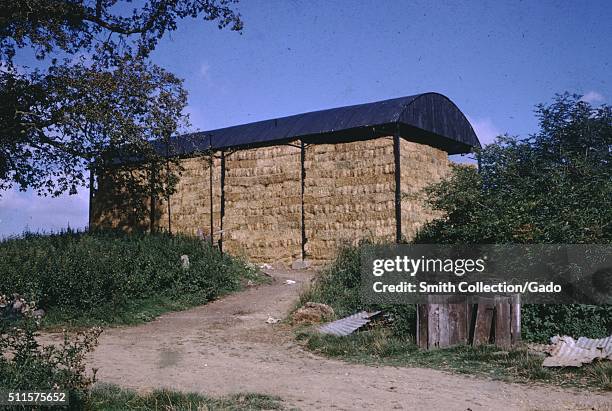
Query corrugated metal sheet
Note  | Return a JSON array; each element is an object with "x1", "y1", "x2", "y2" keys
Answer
[
  {"x1": 317, "y1": 311, "x2": 381, "y2": 337},
  {"x1": 576, "y1": 336, "x2": 612, "y2": 358},
  {"x1": 542, "y1": 335, "x2": 612, "y2": 367},
  {"x1": 158, "y1": 93, "x2": 480, "y2": 156}
]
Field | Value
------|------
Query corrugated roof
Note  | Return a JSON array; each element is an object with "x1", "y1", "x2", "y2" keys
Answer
[{"x1": 156, "y1": 92, "x2": 481, "y2": 156}]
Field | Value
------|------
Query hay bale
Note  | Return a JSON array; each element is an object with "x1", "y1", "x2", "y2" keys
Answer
[
  {"x1": 92, "y1": 136, "x2": 451, "y2": 267},
  {"x1": 292, "y1": 302, "x2": 335, "y2": 325}
]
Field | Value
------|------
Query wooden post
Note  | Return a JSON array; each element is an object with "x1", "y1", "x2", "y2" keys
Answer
[
  {"x1": 511, "y1": 294, "x2": 522, "y2": 345},
  {"x1": 472, "y1": 298, "x2": 495, "y2": 346},
  {"x1": 219, "y1": 151, "x2": 225, "y2": 253},
  {"x1": 300, "y1": 140, "x2": 307, "y2": 260},
  {"x1": 149, "y1": 164, "x2": 156, "y2": 233},
  {"x1": 209, "y1": 154, "x2": 214, "y2": 247},
  {"x1": 393, "y1": 126, "x2": 402, "y2": 243},
  {"x1": 88, "y1": 165, "x2": 94, "y2": 230},
  {"x1": 449, "y1": 301, "x2": 468, "y2": 344},
  {"x1": 166, "y1": 159, "x2": 172, "y2": 234},
  {"x1": 494, "y1": 296, "x2": 512, "y2": 348}
]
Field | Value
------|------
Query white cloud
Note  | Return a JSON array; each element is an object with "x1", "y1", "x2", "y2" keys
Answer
[
  {"x1": 466, "y1": 116, "x2": 502, "y2": 146},
  {"x1": 0, "y1": 188, "x2": 89, "y2": 238},
  {"x1": 199, "y1": 63, "x2": 210, "y2": 78},
  {"x1": 580, "y1": 91, "x2": 605, "y2": 104}
]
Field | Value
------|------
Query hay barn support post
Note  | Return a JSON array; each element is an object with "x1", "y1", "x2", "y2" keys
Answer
[
  {"x1": 208, "y1": 152, "x2": 214, "y2": 247},
  {"x1": 300, "y1": 140, "x2": 307, "y2": 260},
  {"x1": 166, "y1": 158, "x2": 172, "y2": 234},
  {"x1": 220, "y1": 150, "x2": 226, "y2": 253},
  {"x1": 511, "y1": 294, "x2": 521, "y2": 344},
  {"x1": 149, "y1": 164, "x2": 156, "y2": 233},
  {"x1": 88, "y1": 165, "x2": 95, "y2": 230},
  {"x1": 393, "y1": 125, "x2": 402, "y2": 243}
]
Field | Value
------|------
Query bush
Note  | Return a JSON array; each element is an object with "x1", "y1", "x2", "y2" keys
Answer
[
  {"x1": 301, "y1": 243, "x2": 416, "y2": 337},
  {"x1": 304, "y1": 243, "x2": 611, "y2": 342},
  {"x1": 522, "y1": 305, "x2": 612, "y2": 343},
  {"x1": 0, "y1": 230, "x2": 259, "y2": 325},
  {"x1": 0, "y1": 297, "x2": 101, "y2": 409}
]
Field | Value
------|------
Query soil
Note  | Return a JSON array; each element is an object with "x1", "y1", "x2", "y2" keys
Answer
[{"x1": 80, "y1": 270, "x2": 610, "y2": 410}]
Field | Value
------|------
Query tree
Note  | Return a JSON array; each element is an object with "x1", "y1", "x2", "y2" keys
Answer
[
  {"x1": 0, "y1": 0, "x2": 243, "y2": 198},
  {"x1": 0, "y1": 0, "x2": 243, "y2": 61},
  {"x1": 415, "y1": 93, "x2": 611, "y2": 245},
  {"x1": 414, "y1": 94, "x2": 612, "y2": 340}
]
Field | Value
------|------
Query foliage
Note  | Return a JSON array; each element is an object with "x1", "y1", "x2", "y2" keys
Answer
[
  {"x1": 301, "y1": 243, "x2": 416, "y2": 337},
  {"x1": 0, "y1": 230, "x2": 261, "y2": 326},
  {"x1": 88, "y1": 384, "x2": 284, "y2": 411},
  {"x1": 0, "y1": 0, "x2": 243, "y2": 62},
  {"x1": 0, "y1": 0, "x2": 243, "y2": 199},
  {"x1": 414, "y1": 94, "x2": 611, "y2": 340},
  {"x1": 302, "y1": 95, "x2": 611, "y2": 343},
  {"x1": 415, "y1": 93, "x2": 611, "y2": 245},
  {"x1": 299, "y1": 328, "x2": 612, "y2": 391},
  {"x1": 303, "y1": 242, "x2": 610, "y2": 342},
  {"x1": 0, "y1": 297, "x2": 102, "y2": 408},
  {"x1": 1, "y1": 56, "x2": 186, "y2": 207},
  {"x1": 522, "y1": 305, "x2": 612, "y2": 343}
]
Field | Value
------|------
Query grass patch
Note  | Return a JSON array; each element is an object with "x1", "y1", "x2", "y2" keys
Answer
[
  {"x1": 0, "y1": 230, "x2": 266, "y2": 328},
  {"x1": 297, "y1": 328, "x2": 612, "y2": 391},
  {"x1": 295, "y1": 243, "x2": 611, "y2": 391},
  {"x1": 88, "y1": 384, "x2": 284, "y2": 411},
  {"x1": 42, "y1": 292, "x2": 228, "y2": 329}
]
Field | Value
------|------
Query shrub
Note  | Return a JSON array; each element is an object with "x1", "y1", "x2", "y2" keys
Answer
[
  {"x1": 412, "y1": 94, "x2": 611, "y2": 342},
  {"x1": 301, "y1": 243, "x2": 416, "y2": 337},
  {"x1": 304, "y1": 243, "x2": 611, "y2": 342},
  {"x1": 522, "y1": 304, "x2": 612, "y2": 343},
  {"x1": 0, "y1": 230, "x2": 259, "y2": 325},
  {"x1": 0, "y1": 297, "x2": 101, "y2": 409}
]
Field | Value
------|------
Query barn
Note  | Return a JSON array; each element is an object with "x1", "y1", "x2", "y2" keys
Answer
[{"x1": 91, "y1": 92, "x2": 480, "y2": 266}]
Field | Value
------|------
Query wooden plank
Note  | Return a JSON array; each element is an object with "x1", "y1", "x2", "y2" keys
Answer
[
  {"x1": 511, "y1": 294, "x2": 521, "y2": 345},
  {"x1": 427, "y1": 303, "x2": 440, "y2": 349},
  {"x1": 448, "y1": 301, "x2": 468, "y2": 345},
  {"x1": 438, "y1": 303, "x2": 451, "y2": 348},
  {"x1": 495, "y1": 296, "x2": 512, "y2": 348},
  {"x1": 417, "y1": 304, "x2": 429, "y2": 349},
  {"x1": 467, "y1": 302, "x2": 476, "y2": 343},
  {"x1": 472, "y1": 298, "x2": 494, "y2": 346}
]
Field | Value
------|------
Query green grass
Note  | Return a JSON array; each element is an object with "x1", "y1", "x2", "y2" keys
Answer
[
  {"x1": 297, "y1": 327, "x2": 612, "y2": 391},
  {"x1": 41, "y1": 292, "x2": 231, "y2": 329},
  {"x1": 294, "y1": 243, "x2": 611, "y2": 391},
  {"x1": 87, "y1": 384, "x2": 285, "y2": 411},
  {"x1": 0, "y1": 230, "x2": 267, "y2": 328}
]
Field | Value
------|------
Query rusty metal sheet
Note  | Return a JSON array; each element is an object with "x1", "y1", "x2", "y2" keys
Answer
[{"x1": 317, "y1": 311, "x2": 381, "y2": 337}]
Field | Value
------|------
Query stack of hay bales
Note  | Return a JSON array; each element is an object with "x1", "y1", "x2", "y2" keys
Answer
[
  {"x1": 399, "y1": 139, "x2": 449, "y2": 240},
  {"x1": 92, "y1": 136, "x2": 451, "y2": 267},
  {"x1": 303, "y1": 138, "x2": 396, "y2": 265},
  {"x1": 224, "y1": 144, "x2": 302, "y2": 264},
  {"x1": 156, "y1": 156, "x2": 222, "y2": 240}
]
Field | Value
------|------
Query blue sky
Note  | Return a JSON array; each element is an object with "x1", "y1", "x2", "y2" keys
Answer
[{"x1": 1, "y1": 0, "x2": 610, "y2": 237}]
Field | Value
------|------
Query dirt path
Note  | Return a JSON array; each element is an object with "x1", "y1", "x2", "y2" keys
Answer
[{"x1": 87, "y1": 270, "x2": 610, "y2": 410}]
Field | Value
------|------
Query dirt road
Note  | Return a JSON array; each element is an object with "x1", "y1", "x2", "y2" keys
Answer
[{"x1": 88, "y1": 270, "x2": 610, "y2": 410}]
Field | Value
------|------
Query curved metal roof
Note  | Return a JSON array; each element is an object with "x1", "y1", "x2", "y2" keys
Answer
[{"x1": 160, "y1": 92, "x2": 480, "y2": 156}]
